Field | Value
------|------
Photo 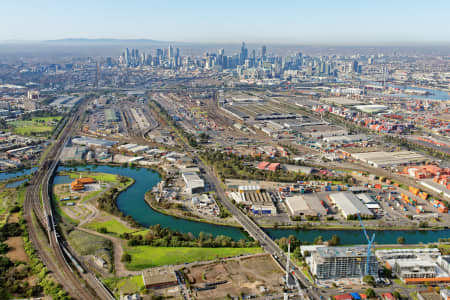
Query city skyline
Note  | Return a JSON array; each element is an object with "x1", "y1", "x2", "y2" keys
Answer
[{"x1": 1, "y1": 0, "x2": 450, "y2": 45}]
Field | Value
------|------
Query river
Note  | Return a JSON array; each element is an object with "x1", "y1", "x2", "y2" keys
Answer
[
  {"x1": 0, "y1": 167, "x2": 37, "y2": 181},
  {"x1": 53, "y1": 164, "x2": 450, "y2": 245}
]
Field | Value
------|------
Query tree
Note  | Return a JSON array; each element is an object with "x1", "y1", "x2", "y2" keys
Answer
[
  {"x1": 397, "y1": 236, "x2": 405, "y2": 244},
  {"x1": 313, "y1": 236, "x2": 323, "y2": 245},
  {"x1": 365, "y1": 288, "x2": 376, "y2": 298},
  {"x1": 121, "y1": 253, "x2": 132, "y2": 263},
  {"x1": 97, "y1": 227, "x2": 108, "y2": 234},
  {"x1": 392, "y1": 291, "x2": 401, "y2": 299},
  {"x1": 363, "y1": 275, "x2": 375, "y2": 286},
  {"x1": 382, "y1": 266, "x2": 392, "y2": 278},
  {"x1": 293, "y1": 247, "x2": 302, "y2": 260},
  {"x1": 0, "y1": 242, "x2": 9, "y2": 254},
  {"x1": 328, "y1": 235, "x2": 340, "y2": 246}
]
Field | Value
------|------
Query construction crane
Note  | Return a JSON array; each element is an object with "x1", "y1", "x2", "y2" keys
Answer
[
  {"x1": 285, "y1": 240, "x2": 307, "y2": 300},
  {"x1": 357, "y1": 214, "x2": 375, "y2": 276}
]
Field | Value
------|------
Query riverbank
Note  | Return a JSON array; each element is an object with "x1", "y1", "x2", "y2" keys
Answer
[
  {"x1": 144, "y1": 191, "x2": 243, "y2": 228},
  {"x1": 49, "y1": 164, "x2": 450, "y2": 244},
  {"x1": 145, "y1": 191, "x2": 444, "y2": 232}
]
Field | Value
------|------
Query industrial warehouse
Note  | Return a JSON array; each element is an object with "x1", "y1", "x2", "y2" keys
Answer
[
  {"x1": 329, "y1": 192, "x2": 373, "y2": 219},
  {"x1": 285, "y1": 194, "x2": 327, "y2": 217},
  {"x1": 351, "y1": 151, "x2": 430, "y2": 168},
  {"x1": 182, "y1": 171, "x2": 205, "y2": 194}
]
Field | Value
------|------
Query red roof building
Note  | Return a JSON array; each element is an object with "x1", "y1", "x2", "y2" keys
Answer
[
  {"x1": 267, "y1": 163, "x2": 281, "y2": 171},
  {"x1": 382, "y1": 293, "x2": 395, "y2": 300},
  {"x1": 257, "y1": 161, "x2": 270, "y2": 170}
]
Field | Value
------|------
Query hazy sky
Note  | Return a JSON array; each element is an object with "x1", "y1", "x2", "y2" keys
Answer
[{"x1": 1, "y1": 0, "x2": 449, "y2": 45}]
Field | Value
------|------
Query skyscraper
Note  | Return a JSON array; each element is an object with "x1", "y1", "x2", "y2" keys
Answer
[
  {"x1": 261, "y1": 45, "x2": 267, "y2": 59},
  {"x1": 240, "y1": 42, "x2": 248, "y2": 65},
  {"x1": 168, "y1": 45, "x2": 174, "y2": 60}
]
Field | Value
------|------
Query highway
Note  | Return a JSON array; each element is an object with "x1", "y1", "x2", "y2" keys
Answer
[
  {"x1": 23, "y1": 100, "x2": 115, "y2": 300},
  {"x1": 197, "y1": 157, "x2": 321, "y2": 300}
]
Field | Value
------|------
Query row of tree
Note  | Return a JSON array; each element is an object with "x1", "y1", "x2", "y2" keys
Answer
[{"x1": 120, "y1": 224, "x2": 259, "y2": 248}]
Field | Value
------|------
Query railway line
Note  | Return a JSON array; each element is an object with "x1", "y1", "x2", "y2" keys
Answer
[{"x1": 23, "y1": 100, "x2": 115, "y2": 300}]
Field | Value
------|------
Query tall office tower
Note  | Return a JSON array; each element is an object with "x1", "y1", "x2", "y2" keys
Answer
[
  {"x1": 168, "y1": 45, "x2": 174, "y2": 60},
  {"x1": 156, "y1": 48, "x2": 163, "y2": 60},
  {"x1": 261, "y1": 45, "x2": 267, "y2": 59},
  {"x1": 125, "y1": 48, "x2": 130, "y2": 65},
  {"x1": 240, "y1": 42, "x2": 248, "y2": 65},
  {"x1": 134, "y1": 49, "x2": 140, "y2": 66},
  {"x1": 218, "y1": 48, "x2": 224, "y2": 67},
  {"x1": 250, "y1": 49, "x2": 256, "y2": 60},
  {"x1": 296, "y1": 52, "x2": 303, "y2": 67},
  {"x1": 175, "y1": 48, "x2": 180, "y2": 66},
  {"x1": 351, "y1": 60, "x2": 359, "y2": 73},
  {"x1": 222, "y1": 55, "x2": 228, "y2": 69}
]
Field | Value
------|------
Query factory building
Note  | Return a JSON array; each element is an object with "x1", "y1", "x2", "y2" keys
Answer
[
  {"x1": 390, "y1": 260, "x2": 437, "y2": 280},
  {"x1": 329, "y1": 192, "x2": 373, "y2": 219},
  {"x1": 285, "y1": 194, "x2": 327, "y2": 217},
  {"x1": 378, "y1": 248, "x2": 450, "y2": 284},
  {"x1": 309, "y1": 246, "x2": 378, "y2": 279},
  {"x1": 71, "y1": 136, "x2": 117, "y2": 148},
  {"x1": 182, "y1": 172, "x2": 204, "y2": 194},
  {"x1": 323, "y1": 134, "x2": 368, "y2": 144},
  {"x1": 60, "y1": 145, "x2": 88, "y2": 162},
  {"x1": 228, "y1": 185, "x2": 276, "y2": 215},
  {"x1": 351, "y1": 151, "x2": 429, "y2": 168}
]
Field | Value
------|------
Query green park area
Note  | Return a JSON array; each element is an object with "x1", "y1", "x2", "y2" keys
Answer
[
  {"x1": 60, "y1": 171, "x2": 118, "y2": 183},
  {"x1": 8, "y1": 116, "x2": 62, "y2": 136},
  {"x1": 85, "y1": 217, "x2": 140, "y2": 236},
  {"x1": 103, "y1": 275, "x2": 144, "y2": 296},
  {"x1": 125, "y1": 246, "x2": 262, "y2": 270}
]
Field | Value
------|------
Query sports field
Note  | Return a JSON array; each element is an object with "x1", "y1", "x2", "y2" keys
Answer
[{"x1": 9, "y1": 116, "x2": 62, "y2": 136}]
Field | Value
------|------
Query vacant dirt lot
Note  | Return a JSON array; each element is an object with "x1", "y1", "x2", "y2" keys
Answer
[
  {"x1": 185, "y1": 254, "x2": 284, "y2": 299},
  {"x1": 6, "y1": 236, "x2": 29, "y2": 262}
]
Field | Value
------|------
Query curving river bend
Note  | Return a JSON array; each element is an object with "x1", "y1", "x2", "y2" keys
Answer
[{"x1": 51, "y1": 164, "x2": 450, "y2": 245}]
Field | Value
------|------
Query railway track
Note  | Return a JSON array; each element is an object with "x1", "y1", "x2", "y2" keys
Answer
[{"x1": 23, "y1": 100, "x2": 115, "y2": 300}]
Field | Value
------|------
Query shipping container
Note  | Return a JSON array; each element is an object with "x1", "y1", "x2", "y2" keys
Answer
[{"x1": 409, "y1": 186, "x2": 420, "y2": 196}]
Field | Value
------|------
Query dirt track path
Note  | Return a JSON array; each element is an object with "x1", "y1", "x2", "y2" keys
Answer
[{"x1": 76, "y1": 227, "x2": 141, "y2": 277}]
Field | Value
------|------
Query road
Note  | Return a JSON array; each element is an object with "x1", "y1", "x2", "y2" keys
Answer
[
  {"x1": 23, "y1": 99, "x2": 115, "y2": 300},
  {"x1": 201, "y1": 162, "x2": 320, "y2": 299}
]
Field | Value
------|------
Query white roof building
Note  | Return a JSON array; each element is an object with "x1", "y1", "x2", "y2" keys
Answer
[
  {"x1": 285, "y1": 194, "x2": 327, "y2": 217},
  {"x1": 182, "y1": 172, "x2": 204, "y2": 194},
  {"x1": 329, "y1": 192, "x2": 373, "y2": 218}
]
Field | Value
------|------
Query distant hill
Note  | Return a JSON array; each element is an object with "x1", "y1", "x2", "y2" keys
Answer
[{"x1": 42, "y1": 38, "x2": 170, "y2": 45}]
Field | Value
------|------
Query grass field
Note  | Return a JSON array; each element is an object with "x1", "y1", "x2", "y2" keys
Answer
[
  {"x1": 67, "y1": 229, "x2": 113, "y2": 267},
  {"x1": 85, "y1": 218, "x2": 139, "y2": 236},
  {"x1": 393, "y1": 279, "x2": 417, "y2": 288},
  {"x1": 61, "y1": 171, "x2": 118, "y2": 183},
  {"x1": 103, "y1": 275, "x2": 144, "y2": 295},
  {"x1": 9, "y1": 116, "x2": 62, "y2": 136},
  {"x1": 125, "y1": 246, "x2": 262, "y2": 270}
]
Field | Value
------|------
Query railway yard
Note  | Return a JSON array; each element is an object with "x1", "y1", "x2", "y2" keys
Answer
[{"x1": 3, "y1": 87, "x2": 446, "y2": 300}]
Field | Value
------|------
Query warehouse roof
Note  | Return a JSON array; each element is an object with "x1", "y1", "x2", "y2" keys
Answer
[
  {"x1": 285, "y1": 194, "x2": 327, "y2": 216},
  {"x1": 182, "y1": 172, "x2": 204, "y2": 189},
  {"x1": 330, "y1": 192, "x2": 373, "y2": 217}
]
